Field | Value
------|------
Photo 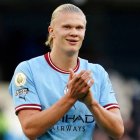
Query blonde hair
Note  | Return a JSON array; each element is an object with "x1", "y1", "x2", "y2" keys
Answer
[{"x1": 45, "y1": 3, "x2": 86, "y2": 48}]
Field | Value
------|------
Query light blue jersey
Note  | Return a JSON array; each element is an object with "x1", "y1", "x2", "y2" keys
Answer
[{"x1": 9, "y1": 52, "x2": 119, "y2": 140}]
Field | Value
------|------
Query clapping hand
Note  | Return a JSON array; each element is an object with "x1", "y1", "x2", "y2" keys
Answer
[{"x1": 66, "y1": 69, "x2": 94, "y2": 105}]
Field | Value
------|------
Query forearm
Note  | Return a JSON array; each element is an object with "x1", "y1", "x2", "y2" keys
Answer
[
  {"x1": 87, "y1": 100, "x2": 124, "y2": 139},
  {"x1": 19, "y1": 94, "x2": 77, "y2": 139}
]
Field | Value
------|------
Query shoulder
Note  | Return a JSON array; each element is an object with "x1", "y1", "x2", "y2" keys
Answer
[
  {"x1": 79, "y1": 57, "x2": 108, "y2": 82},
  {"x1": 90, "y1": 63, "x2": 105, "y2": 73},
  {"x1": 9, "y1": 55, "x2": 44, "y2": 87},
  {"x1": 15, "y1": 55, "x2": 44, "y2": 71},
  {"x1": 79, "y1": 57, "x2": 106, "y2": 73}
]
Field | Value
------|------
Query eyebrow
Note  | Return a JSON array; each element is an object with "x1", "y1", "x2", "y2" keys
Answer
[{"x1": 62, "y1": 23, "x2": 85, "y2": 28}]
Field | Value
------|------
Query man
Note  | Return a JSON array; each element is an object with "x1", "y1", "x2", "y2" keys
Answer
[{"x1": 9, "y1": 3, "x2": 124, "y2": 140}]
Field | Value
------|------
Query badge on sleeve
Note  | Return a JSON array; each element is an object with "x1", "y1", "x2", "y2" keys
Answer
[{"x1": 15, "y1": 72, "x2": 27, "y2": 87}]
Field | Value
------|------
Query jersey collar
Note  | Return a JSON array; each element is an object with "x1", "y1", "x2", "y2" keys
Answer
[{"x1": 44, "y1": 52, "x2": 80, "y2": 74}]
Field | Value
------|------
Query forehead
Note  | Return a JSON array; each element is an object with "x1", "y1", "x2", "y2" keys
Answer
[{"x1": 53, "y1": 12, "x2": 86, "y2": 26}]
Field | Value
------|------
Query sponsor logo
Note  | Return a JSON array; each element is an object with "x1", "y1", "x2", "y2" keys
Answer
[
  {"x1": 62, "y1": 114, "x2": 94, "y2": 123},
  {"x1": 50, "y1": 114, "x2": 94, "y2": 132},
  {"x1": 51, "y1": 125, "x2": 86, "y2": 132},
  {"x1": 15, "y1": 88, "x2": 29, "y2": 101}
]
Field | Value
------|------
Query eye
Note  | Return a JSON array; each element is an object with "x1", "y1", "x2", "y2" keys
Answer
[
  {"x1": 76, "y1": 26, "x2": 84, "y2": 30},
  {"x1": 63, "y1": 25, "x2": 71, "y2": 29}
]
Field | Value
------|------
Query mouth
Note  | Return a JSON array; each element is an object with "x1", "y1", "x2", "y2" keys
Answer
[{"x1": 66, "y1": 39, "x2": 79, "y2": 45}]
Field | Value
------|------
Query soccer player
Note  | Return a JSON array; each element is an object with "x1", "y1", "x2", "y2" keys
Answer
[{"x1": 9, "y1": 3, "x2": 124, "y2": 140}]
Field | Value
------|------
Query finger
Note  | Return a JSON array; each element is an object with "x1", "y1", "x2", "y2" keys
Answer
[
  {"x1": 88, "y1": 79, "x2": 94, "y2": 87},
  {"x1": 77, "y1": 70, "x2": 86, "y2": 77},
  {"x1": 68, "y1": 70, "x2": 92, "y2": 92},
  {"x1": 75, "y1": 76, "x2": 91, "y2": 90},
  {"x1": 76, "y1": 77, "x2": 94, "y2": 92},
  {"x1": 76, "y1": 71, "x2": 92, "y2": 86},
  {"x1": 81, "y1": 71, "x2": 92, "y2": 79},
  {"x1": 73, "y1": 70, "x2": 86, "y2": 82},
  {"x1": 81, "y1": 85, "x2": 92, "y2": 94},
  {"x1": 69, "y1": 68, "x2": 75, "y2": 80}
]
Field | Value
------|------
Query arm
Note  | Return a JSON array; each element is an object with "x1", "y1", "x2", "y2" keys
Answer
[
  {"x1": 18, "y1": 70, "x2": 93, "y2": 139},
  {"x1": 81, "y1": 90, "x2": 124, "y2": 139},
  {"x1": 18, "y1": 94, "x2": 77, "y2": 140}
]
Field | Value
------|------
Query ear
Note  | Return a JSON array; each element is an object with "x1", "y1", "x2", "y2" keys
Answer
[{"x1": 48, "y1": 26, "x2": 55, "y2": 38}]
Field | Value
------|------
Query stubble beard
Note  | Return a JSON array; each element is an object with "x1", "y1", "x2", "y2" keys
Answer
[
  {"x1": 65, "y1": 45, "x2": 81, "y2": 57},
  {"x1": 66, "y1": 50, "x2": 79, "y2": 57}
]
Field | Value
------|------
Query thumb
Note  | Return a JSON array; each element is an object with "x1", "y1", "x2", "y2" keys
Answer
[{"x1": 69, "y1": 68, "x2": 74, "y2": 80}]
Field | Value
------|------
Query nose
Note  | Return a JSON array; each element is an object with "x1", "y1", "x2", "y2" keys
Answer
[{"x1": 69, "y1": 28, "x2": 78, "y2": 37}]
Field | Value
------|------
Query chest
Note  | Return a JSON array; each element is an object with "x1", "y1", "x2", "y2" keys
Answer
[
  {"x1": 34, "y1": 71, "x2": 68, "y2": 107},
  {"x1": 33, "y1": 66, "x2": 100, "y2": 107}
]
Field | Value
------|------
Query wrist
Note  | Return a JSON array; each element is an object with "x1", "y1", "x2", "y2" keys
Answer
[
  {"x1": 65, "y1": 93, "x2": 77, "y2": 105},
  {"x1": 87, "y1": 99, "x2": 98, "y2": 110}
]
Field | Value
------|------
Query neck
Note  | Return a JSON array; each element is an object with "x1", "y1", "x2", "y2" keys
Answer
[{"x1": 50, "y1": 50, "x2": 78, "y2": 71}]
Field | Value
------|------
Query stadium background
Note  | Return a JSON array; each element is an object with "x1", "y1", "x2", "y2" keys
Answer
[{"x1": 0, "y1": 0, "x2": 140, "y2": 139}]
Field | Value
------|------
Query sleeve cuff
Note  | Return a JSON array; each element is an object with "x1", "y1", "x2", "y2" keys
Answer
[
  {"x1": 15, "y1": 104, "x2": 42, "y2": 115},
  {"x1": 103, "y1": 103, "x2": 120, "y2": 110}
]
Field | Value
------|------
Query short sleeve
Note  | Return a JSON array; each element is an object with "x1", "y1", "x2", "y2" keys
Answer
[
  {"x1": 9, "y1": 61, "x2": 41, "y2": 114},
  {"x1": 99, "y1": 66, "x2": 120, "y2": 110}
]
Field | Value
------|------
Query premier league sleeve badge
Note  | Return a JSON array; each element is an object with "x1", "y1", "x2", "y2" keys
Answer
[{"x1": 15, "y1": 72, "x2": 27, "y2": 87}]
